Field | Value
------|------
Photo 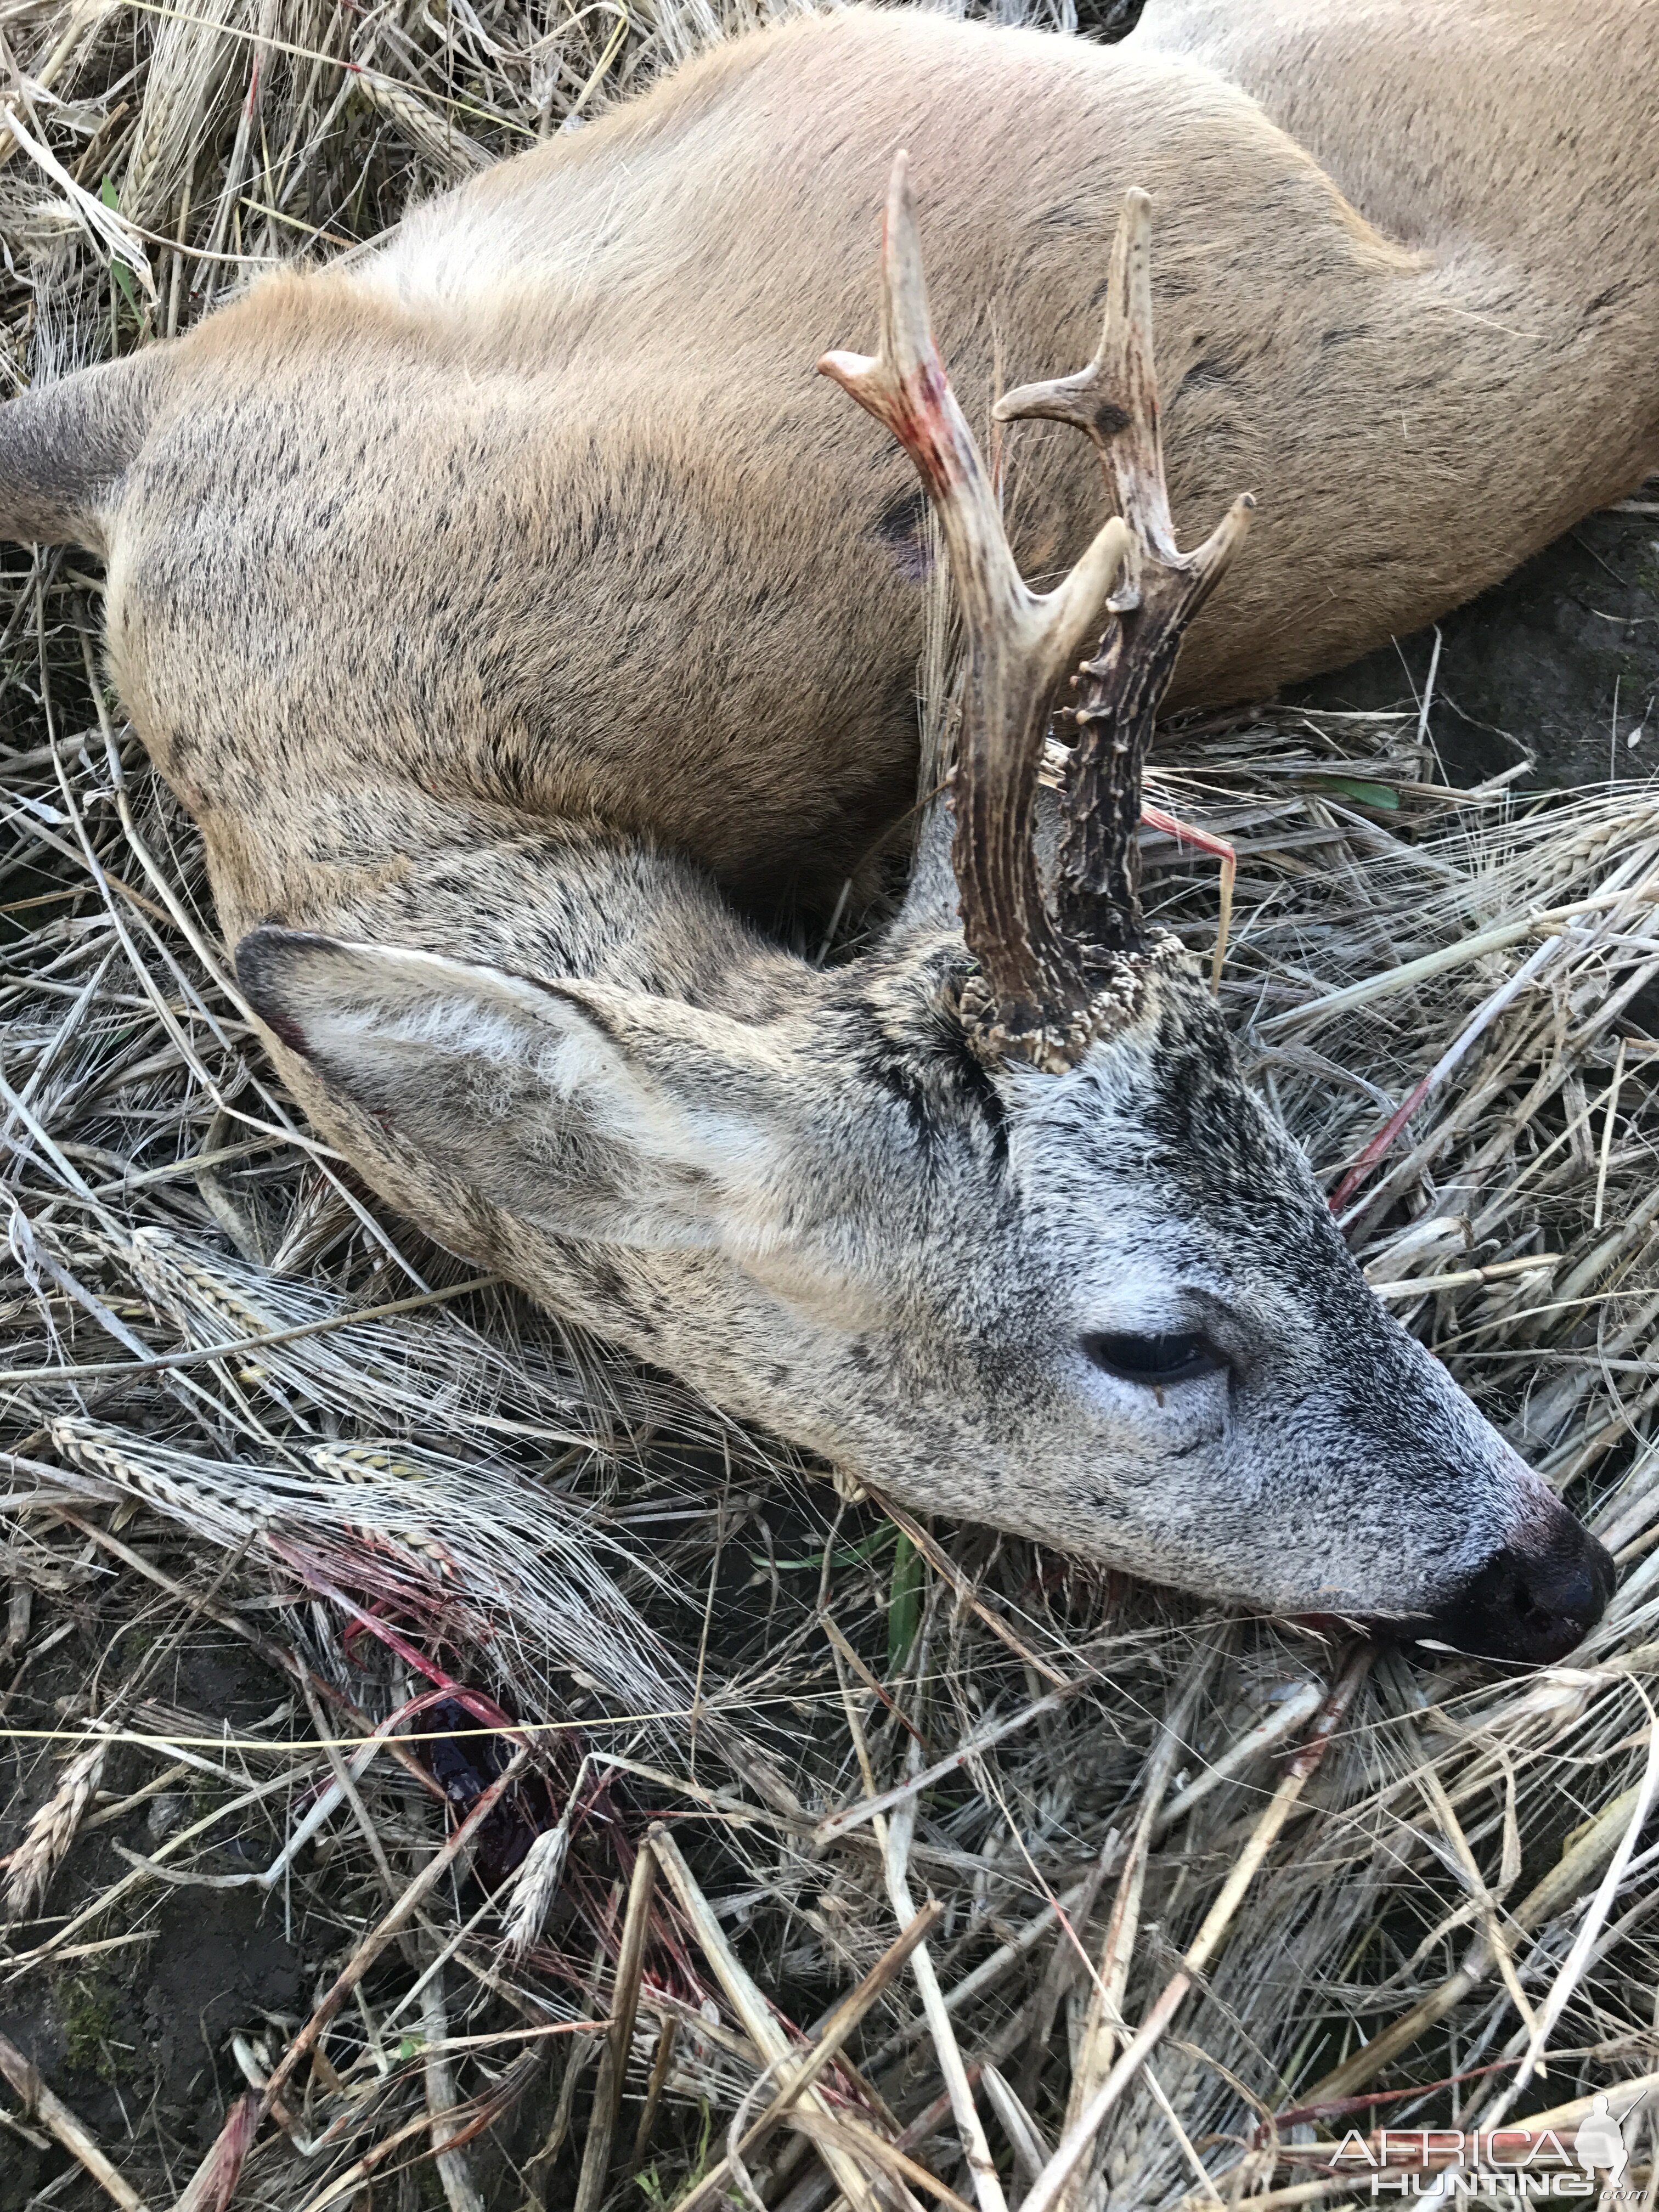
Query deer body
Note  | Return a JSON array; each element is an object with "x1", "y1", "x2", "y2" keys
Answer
[
  {"x1": 3, "y1": 0, "x2": 1645, "y2": 1656},
  {"x1": 29, "y1": 0, "x2": 1656, "y2": 930}
]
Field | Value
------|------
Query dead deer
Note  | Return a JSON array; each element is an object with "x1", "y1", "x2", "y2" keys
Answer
[{"x1": 2, "y1": 3, "x2": 1639, "y2": 1659}]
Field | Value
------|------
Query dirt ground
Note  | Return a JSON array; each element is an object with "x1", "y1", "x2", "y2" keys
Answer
[
  {"x1": 1290, "y1": 503, "x2": 1659, "y2": 788},
  {"x1": 1, "y1": 1624, "x2": 303, "y2": 2209}
]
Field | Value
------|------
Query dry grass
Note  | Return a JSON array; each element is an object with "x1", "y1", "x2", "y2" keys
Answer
[{"x1": 2, "y1": 0, "x2": 1658, "y2": 2206}]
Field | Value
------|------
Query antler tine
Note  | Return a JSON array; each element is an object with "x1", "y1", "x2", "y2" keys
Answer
[
  {"x1": 997, "y1": 189, "x2": 1175, "y2": 563},
  {"x1": 820, "y1": 153, "x2": 1132, "y2": 1070},
  {"x1": 996, "y1": 190, "x2": 1254, "y2": 954}
]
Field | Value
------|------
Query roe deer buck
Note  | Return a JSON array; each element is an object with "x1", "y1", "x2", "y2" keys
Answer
[{"x1": 3, "y1": 2, "x2": 1646, "y2": 1658}]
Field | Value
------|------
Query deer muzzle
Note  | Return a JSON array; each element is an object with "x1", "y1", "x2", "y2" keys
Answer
[{"x1": 1415, "y1": 1502, "x2": 1614, "y2": 1666}]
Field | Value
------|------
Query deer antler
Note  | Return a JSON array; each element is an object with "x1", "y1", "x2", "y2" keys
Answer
[
  {"x1": 820, "y1": 154, "x2": 1131, "y2": 1072},
  {"x1": 821, "y1": 160, "x2": 1251, "y2": 1069},
  {"x1": 996, "y1": 188, "x2": 1255, "y2": 956}
]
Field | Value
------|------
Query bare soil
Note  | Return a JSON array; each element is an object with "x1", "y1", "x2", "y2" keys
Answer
[
  {"x1": 1, "y1": 1625, "x2": 302, "y2": 2209},
  {"x1": 1292, "y1": 504, "x2": 1659, "y2": 788}
]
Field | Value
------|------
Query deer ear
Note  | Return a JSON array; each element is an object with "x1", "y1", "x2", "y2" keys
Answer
[
  {"x1": 0, "y1": 357, "x2": 158, "y2": 550},
  {"x1": 234, "y1": 929, "x2": 812, "y2": 1251}
]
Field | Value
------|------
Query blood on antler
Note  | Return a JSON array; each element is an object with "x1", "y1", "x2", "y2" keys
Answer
[{"x1": 821, "y1": 156, "x2": 1252, "y2": 1070}]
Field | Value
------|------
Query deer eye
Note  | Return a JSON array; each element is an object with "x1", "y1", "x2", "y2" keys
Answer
[{"x1": 1082, "y1": 1330, "x2": 1224, "y2": 1387}]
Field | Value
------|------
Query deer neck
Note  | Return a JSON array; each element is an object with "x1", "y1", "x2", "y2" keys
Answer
[{"x1": 204, "y1": 802, "x2": 825, "y2": 1025}]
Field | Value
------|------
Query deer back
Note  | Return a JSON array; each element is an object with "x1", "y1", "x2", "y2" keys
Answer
[{"x1": 7, "y1": 5, "x2": 1654, "y2": 936}]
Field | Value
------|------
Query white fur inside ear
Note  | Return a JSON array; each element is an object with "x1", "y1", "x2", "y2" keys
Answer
[
  {"x1": 258, "y1": 943, "x2": 580, "y2": 1116},
  {"x1": 537, "y1": 1018, "x2": 797, "y2": 1253},
  {"x1": 244, "y1": 935, "x2": 800, "y2": 1255},
  {"x1": 308, "y1": 961, "x2": 556, "y2": 1064}
]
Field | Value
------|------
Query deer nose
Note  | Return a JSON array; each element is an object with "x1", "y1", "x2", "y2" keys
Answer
[{"x1": 1420, "y1": 1513, "x2": 1615, "y2": 1664}]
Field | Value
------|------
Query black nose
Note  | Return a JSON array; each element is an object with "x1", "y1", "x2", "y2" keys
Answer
[{"x1": 1416, "y1": 1511, "x2": 1614, "y2": 1664}]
